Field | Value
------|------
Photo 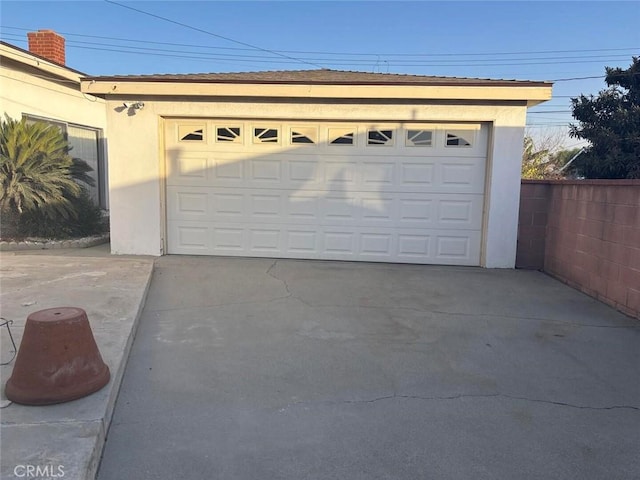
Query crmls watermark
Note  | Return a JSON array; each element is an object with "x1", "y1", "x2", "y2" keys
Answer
[{"x1": 13, "y1": 464, "x2": 65, "y2": 478}]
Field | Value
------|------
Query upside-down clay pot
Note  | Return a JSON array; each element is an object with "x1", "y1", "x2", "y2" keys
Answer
[{"x1": 5, "y1": 307, "x2": 110, "y2": 405}]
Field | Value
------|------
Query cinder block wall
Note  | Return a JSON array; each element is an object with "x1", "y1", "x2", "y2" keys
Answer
[
  {"x1": 516, "y1": 182, "x2": 550, "y2": 269},
  {"x1": 517, "y1": 179, "x2": 640, "y2": 319}
]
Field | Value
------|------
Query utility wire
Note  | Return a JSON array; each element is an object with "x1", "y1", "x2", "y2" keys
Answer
[
  {"x1": 2, "y1": 31, "x2": 634, "y2": 67},
  {"x1": 2, "y1": 37, "x2": 631, "y2": 69},
  {"x1": 2, "y1": 25, "x2": 638, "y2": 59},
  {"x1": 102, "y1": 1, "x2": 326, "y2": 69},
  {"x1": 3, "y1": 38, "x2": 613, "y2": 86},
  {"x1": 2, "y1": 31, "x2": 634, "y2": 64}
]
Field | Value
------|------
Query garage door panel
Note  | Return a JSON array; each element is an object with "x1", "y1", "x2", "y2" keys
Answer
[
  {"x1": 213, "y1": 227, "x2": 245, "y2": 251},
  {"x1": 249, "y1": 193, "x2": 282, "y2": 219},
  {"x1": 213, "y1": 192, "x2": 245, "y2": 217},
  {"x1": 286, "y1": 194, "x2": 320, "y2": 220},
  {"x1": 439, "y1": 162, "x2": 485, "y2": 190},
  {"x1": 361, "y1": 161, "x2": 396, "y2": 186},
  {"x1": 249, "y1": 228, "x2": 282, "y2": 253},
  {"x1": 397, "y1": 234, "x2": 432, "y2": 259},
  {"x1": 325, "y1": 161, "x2": 357, "y2": 186},
  {"x1": 437, "y1": 198, "x2": 483, "y2": 228},
  {"x1": 436, "y1": 235, "x2": 476, "y2": 261},
  {"x1": 359, "y1": 232, "x2": 394, "y2": 258},
  {"x1": 169, "y1": 221, "x2": 480, "y2": 265},
  {"x1": 166, "y1": 120, "x2": 487, "y2": 265},
  {"x1": 168, "y1": 186, "x2": 483, "y2": 230},
  {"x1": 289, "y1": 160, "x2": 322, "y2": 184},
  {"x1": 360, "y1": 197, "x2": 397, "y2": 226},
  {"x1": 400, "y1": 162, "x2": 435, "y2": 187},
  {"x1": 167, "y1": 155, "x2": 210, "y2": 184},
  {"x1": 174, "y1": 225, "x2": 210, "y2": 251},
  {"x1": 214, "y1": 158, "x2": 244, "y2": 182},
  {"x1": 286, "y1": 229, "x2": 318, "y2": 254},
  {"x1": 169, "y1": 157, "x2": 484, "y2": 194}
]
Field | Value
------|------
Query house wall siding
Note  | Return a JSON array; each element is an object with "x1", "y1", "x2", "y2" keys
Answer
[{"x1": 517, "y1": 179, "x2": 640, "y2": 319}]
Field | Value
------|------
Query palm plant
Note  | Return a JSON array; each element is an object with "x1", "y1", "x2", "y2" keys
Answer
[{"x1": 0, "y1": 115, "x2": 93, "y2": 220}]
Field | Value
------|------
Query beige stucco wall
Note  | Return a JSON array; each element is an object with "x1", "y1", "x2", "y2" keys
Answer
[
  {"x1": 0, "y1": 66, "x2": 106, "y2": 128},
  {"x1": 102, "y1": 98, "x2": 527, "y2": 267},
  {"x1": 0, "y1": 57, "x2": 109, "y2": 206}
]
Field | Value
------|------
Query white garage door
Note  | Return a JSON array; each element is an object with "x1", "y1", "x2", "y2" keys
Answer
[{"x1": 164, "y1": 120, "x2": 488, "y2": 265}]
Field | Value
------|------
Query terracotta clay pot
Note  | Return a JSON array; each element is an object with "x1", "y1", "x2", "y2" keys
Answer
[{"x1": 5, "y1": 307, "x2": 110, "y2": 405}]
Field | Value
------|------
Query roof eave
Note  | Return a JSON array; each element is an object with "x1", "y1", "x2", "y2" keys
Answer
[
  {"x1": 0, "y1": 42, "x2": 83, "y2": 84},
  {"x1": 80, "y1": 75, "x2": 551, "y2": 88},
  {"x1": 80, "y1": 80, "x2": 553, "y2": 104}
]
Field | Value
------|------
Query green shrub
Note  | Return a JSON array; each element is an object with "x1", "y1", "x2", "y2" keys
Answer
[
  {"x1": 8, "y1": 189, "x2": 106, "y2": 239},
  {"x1": 0, "y1": 115, "x2": 106, "y2": 240}
]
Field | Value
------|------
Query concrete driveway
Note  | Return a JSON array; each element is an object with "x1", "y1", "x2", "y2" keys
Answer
[{"x1": 98, "y1": 256, "x2": 640, "y2": 480}]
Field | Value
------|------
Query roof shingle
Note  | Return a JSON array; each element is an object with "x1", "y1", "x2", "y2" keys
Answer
[{"x1": 81, "y1": 69, "x2": 550, "y2": 87}]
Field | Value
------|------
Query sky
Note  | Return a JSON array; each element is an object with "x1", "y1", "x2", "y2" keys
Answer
[{"x1": 1, "y1": 1, "x2": 639, "y2": 149}]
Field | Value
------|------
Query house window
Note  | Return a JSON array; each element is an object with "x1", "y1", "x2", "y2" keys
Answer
[
  {"x1": 446, "y1": 130, "x2": 473, "y2": 147},
  {"x1": 178, "y1": 125, "x2": 205, "y2": 142},
  {"x1": 216, "y1": 127, "x2": 242, "y2": 143},
  {"x1": 406, "y1": 130, "x2": 433, "y2": 147},
  {"x1": 367, "y1": 129, "x2": 394, "y2": 146},
  {"x1": 23, "y1": 114, "x2": 107, "y2": 209},
  {"x1": 329, "y1": 128, "x2": 355, "y2": 145},
  {"x1": 291, "y1": 127, "x2": 317, "y2": 144},
  {"x1": 253, "y1": 127, "x2": 279, "y2": 144}
]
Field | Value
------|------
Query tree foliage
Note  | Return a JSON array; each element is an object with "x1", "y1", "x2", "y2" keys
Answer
[
  {"x1": 521, "y1": 136, "x2": 552, "y2": 179},
  {"x1": 569, "y1": 57, "x2": 640, "y2": 179},
  {"x1": 0, "y1": 115, "x2": 102, "y2": 239},
  {"x1": 521, "y1": 132, "x2": 579, "y2": 179}
]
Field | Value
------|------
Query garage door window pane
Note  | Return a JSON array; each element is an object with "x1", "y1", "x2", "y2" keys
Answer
[
  {"x1": 217, "y1": 127, "x2": 242, "y2": 143},
  {"x1": 368, "y1": 130, "x2": 394, "y2": 146},
  {"x1": 179, "y1": 125, "x2": 205, "y2": 142},
  {"x1": 291, "y1": 127, "x2": 317, "y2": 144},
  {"x1": 329, "y1": 128, "x2": 355, "y2": 146},
  {"x1": 446, "y1": 130, "x2": 473, "y2": 147},
  {"x1": 406, "y1": 130, "x2": 433, "y2": 147},
  {"x1": 254, "y1": 128, "x2": 279, "y2": 144}
]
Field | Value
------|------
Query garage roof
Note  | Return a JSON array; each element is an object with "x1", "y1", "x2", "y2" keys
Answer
[
  {"x1": 80, "y1": 68, "x2": 553, "y2": 106},
  {"x1": 82, "y1": 69, "x2": 550, "y2": 87}
]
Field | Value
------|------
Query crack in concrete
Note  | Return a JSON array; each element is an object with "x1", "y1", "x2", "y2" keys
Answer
[
  {"x1": 266, "y1": 260, "x2": 292, "y2": 298},
  {"x1": 146, "y1": 261, "x2": 316, "y2": 313},
  {"x1": 144, "y1": 301, "x2": 638, "y2": 330},
  {"x1": 264, "y1": 301, "x2": 638, "y2": 329},
  {"x1": 430, "y1": 311, "x2": 640, "y2": 329},
  {"x1": 300, "y1": 393, "x2": 640, "y2": 411},
  {"x1": 266, "y1": 260, "x2": 313, "y2": 307}
]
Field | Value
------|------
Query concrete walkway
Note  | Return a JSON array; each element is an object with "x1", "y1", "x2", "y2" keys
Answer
[
  {"x1": 98, "y1": 256, "x2": 640, "y2": 480},
  {"x1": 0, "y1": 245, "x2": 154, "y2": 480}
]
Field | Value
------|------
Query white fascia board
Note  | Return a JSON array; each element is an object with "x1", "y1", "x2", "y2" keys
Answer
[
  {"x1": 0, "y1": 43, "x2": 81, "y2": 84},
  {"x1": 81, "y1": 80, "x2": 552, "y2": 104}
]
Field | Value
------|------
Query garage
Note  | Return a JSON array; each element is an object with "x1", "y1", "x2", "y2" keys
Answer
[
  {"x1": 81, "y1": 69, "x2": 552, "y2": 266},
  {"x1": 165, "y1": 120, "x2": 487, "y2": 265}
]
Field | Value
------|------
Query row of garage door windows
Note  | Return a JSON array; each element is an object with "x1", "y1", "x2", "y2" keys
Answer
[{"x1": 178, "y1": 125, "x2": 475, "y2": 148}]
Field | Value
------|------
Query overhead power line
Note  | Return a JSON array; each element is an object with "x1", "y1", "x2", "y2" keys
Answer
[
  {"x1": 2, "y1": 30, "x2": 635, "y2": 64},
  {"x1": 1, "y1": 31, "x2": 632, "y2": 70},
  {"x1": 101, "y1": 0, "x2": 326, "y2": 69},
  {"x1": 2, "y1": 25, "x2": 638, "y2": 59}
]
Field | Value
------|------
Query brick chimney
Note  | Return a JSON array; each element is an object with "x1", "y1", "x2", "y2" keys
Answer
[{"x1": 27, "y1": 30, "x2": 65, "y2": 66}]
